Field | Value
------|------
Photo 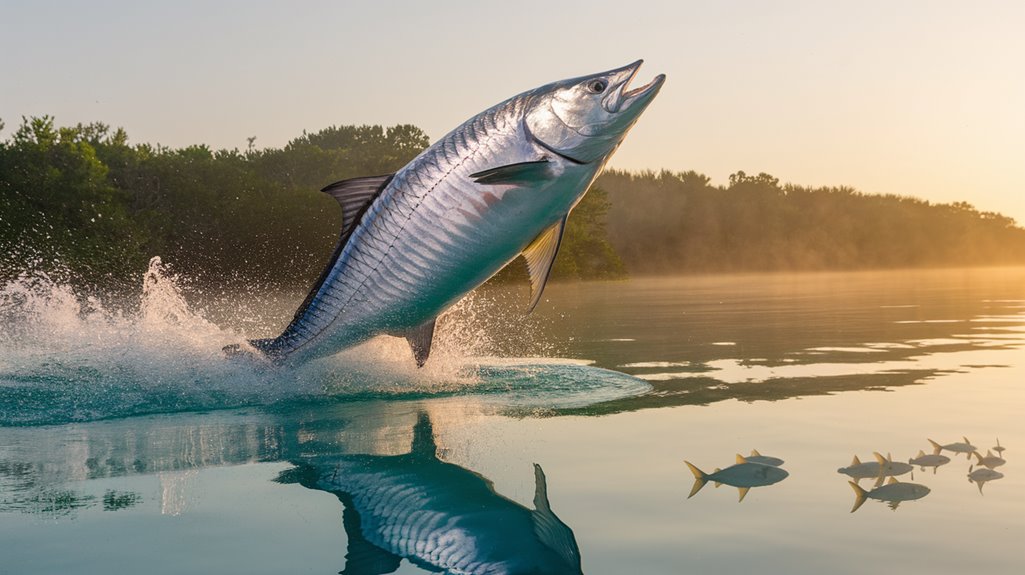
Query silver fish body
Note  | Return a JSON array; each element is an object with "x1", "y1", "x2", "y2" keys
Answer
[
  {"x1": 684, "y1": 455, "x2": 789, "y2": 502},
  {"x1": 849, "y1": 478, "x2": 930, "y2": 512},
  {"x1": 240, "y1": 61, "x2": 664, "y2": 365}
]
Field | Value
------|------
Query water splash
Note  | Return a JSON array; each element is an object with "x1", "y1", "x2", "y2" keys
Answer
[{"x1": 0, "y1": 258, "x2": 648, "y2": 426}]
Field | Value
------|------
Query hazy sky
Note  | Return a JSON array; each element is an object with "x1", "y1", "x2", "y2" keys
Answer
[{"x1": 3, "y1": 1, "x2": 1023, "y2": 223}]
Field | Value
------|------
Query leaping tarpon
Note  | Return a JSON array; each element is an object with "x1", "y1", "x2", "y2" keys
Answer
[{"x1": 231, "y1": 61, "x2": 664, "y2": 366}]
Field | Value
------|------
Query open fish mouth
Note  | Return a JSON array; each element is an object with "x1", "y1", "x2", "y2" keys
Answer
[{"x1": 604, "y1": 60, "x2": 666, "y2": 113}]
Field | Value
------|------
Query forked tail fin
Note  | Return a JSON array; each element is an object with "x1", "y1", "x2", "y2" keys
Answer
[
  {"x1": 684, "y1": 461, "x2": 708, "y2": 498},
  {"x1": 848, "y1": 481, "x2": 868, "y2": 513},
  {"x1": 927, "y1": 439, "x2": 942, "y2": 454}
]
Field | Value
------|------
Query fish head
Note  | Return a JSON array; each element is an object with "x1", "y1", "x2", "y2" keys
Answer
[{"x1": 525, "y1": 60, "x2": 665, "y2": 164}]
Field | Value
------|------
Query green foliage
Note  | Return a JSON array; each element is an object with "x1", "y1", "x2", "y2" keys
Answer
[
  {"x1": 0, "y1": 117, "x2": 146, "y2": 285},
  {"x1": 3, "y1": 116, "x2": 1023, "y2": 292},
  {"x1": 599, "y1": 169, "x2": 1025, "y2": 274}
]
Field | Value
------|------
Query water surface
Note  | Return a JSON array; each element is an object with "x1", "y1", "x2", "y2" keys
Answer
[{"x1": 2, "y1": 267, "x2": 1023, "y2": 574}]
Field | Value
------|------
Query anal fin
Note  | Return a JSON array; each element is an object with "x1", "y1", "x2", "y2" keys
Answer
[{"x1": 403, "y1": 318, "x2": 437, "y2": 368}]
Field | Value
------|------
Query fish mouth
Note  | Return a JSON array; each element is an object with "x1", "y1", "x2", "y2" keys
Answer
[{"x1": 604, "y1": 60, "x2": 666, "y2": 114}]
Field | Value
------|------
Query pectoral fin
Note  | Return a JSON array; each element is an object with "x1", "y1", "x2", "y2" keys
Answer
[
  {"x1": 522, "y1": 216, "x2": 567, "y2": 313},
  {"x1": 470, "y1": 159, "x2": 552, "y2": 185},
  {"x1": 403, "y1": 318, "x2": 437, "y2": 368}
]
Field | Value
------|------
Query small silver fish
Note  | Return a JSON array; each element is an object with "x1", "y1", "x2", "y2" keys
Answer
[
  {"x1": 232, "y1": 61, "x2": 664, "y2": 366},
  {"x1": 908, "y1": 450, "x2": 950, "y2": 473},
  {"x1": 992, "y1": 438, "x2": 1006, "y2": 455},
  {"x1": 848, "y1": 477, "x2": 930, "y2": 512},
  {"x1": 685, "y1": 454, "x2": 789, "y2": 502},
  {"x1": 971, "y1": 450, "x2": 1006, "y2": 469},
  {"x1": 837, "y1": 452, "x2": 912, "y2": 485},
  {"x1": 967, "y1": 466, "x2": 1004, "y2": 494},
  {"x1": 929, "y1": 437, "x2": 976, "y2": 459}
]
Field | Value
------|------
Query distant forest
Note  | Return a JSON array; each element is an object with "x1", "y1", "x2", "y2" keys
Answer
[
  {"x1": 2, "y1": 116, "x2": 1024, "y2": 291},
  {"x1": 600, "y1": 170, "x2": 1025, "y2": 273}
]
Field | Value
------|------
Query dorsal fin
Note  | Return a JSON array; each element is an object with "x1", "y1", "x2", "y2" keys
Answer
[
  {"x1": 751, "y1": 449, "x2": 762, "y2": 457},
  {"x1": 530, "y1": 464, "x2": 582, "y2": 572},
  {"x1": 321, "y1": 174, "x2": 394, "y2": 236},
  {"x1": 851, "y1": 455, "x2": 861, "y2": 466},
  {"x1": 916, "y1": 450, "x2": 926, "y2": 458},
  {"x1": 886, "y1": 477, "x2": 899, "y2": 485},
  {"x1": 272, "y1": 174, "x2": 394, "y2": 345},
  {"x1": 873, "y1": 452, "x2": 887, "y2": 465},
  {"x1": 736, "y1": 454, "x2": 748, "y2": 464},
  {"x1": 522, "y1": 216, "x2": 567, "y2": 312}
]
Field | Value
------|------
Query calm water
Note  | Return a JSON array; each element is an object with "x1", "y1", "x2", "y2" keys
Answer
[{"x1": 1, "y1": 267, "x2": 1023, "y2": 574}]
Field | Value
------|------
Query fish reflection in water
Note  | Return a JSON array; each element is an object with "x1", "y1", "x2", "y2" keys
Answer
[
  {"x1": 848, "y1": 478, "x2": 931, "y2": 513},
  {"x1": 684, "y1": 454, "x2": 789, "y2": 502},
  {"x1": 908, "y1": 450, "x2": 951, "y2": 474},
  {"x1": 929, "y1": 437, "x2": 977, "y2": 459},
  {"x1": 837, "y1": 452, "x2": 912, "y2": 485},
  {"x1": 280, "y1": 413, "x2": 582, "y2": 575},
  {"x1": 967, "y1": 466, "x2": 1005, "y2": 494}
]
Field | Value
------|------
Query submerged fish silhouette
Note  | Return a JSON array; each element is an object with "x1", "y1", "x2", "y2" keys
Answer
[
  {"x1": 837, "y1": 452, "x2": 912, "y2": 485},
  {"x1": 848, "y1": 477, "x2": 930, "y2": 512},
  {"x1": 967, "y1": 466, "x2": 1005, "y2": 494},
  {"x1": 908, "y1": 450, "x2": 950, "y2": 473},
  {"x1": 684, "y1": 454, "x2": 789, "y2": 502},
  {"x1": 929, "y1": 437, "x2": 976, "y2": 459},
  {"x1": 230, "y1": 61, "x2": 664, "y2": 367},
  {"x1": 281, "y1": 413, "x2": 582, "y2": 575},
  {"x1": 971, "y1": 450, "x2": 1006, "y2": 469}
]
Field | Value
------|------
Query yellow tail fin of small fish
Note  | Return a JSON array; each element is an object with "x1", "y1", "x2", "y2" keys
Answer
[
  {"x1": 684, "y1": 461, "x2": 707, "y2": 499},
  {"x1": 849, "y1": 481, "x2": 868, "y2": 513}
]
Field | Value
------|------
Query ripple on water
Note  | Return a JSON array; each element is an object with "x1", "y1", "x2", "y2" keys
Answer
[{"x1": 0, "y1": 259, "x2": 650, "y2": 426}]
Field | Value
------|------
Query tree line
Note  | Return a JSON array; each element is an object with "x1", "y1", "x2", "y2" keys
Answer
[
  {"x1": 597, "y1": 169, "x2": 1025, "y2": 274},
  {"x1": 2, "y1": 116, "x2": 1023, "y2": 292}
]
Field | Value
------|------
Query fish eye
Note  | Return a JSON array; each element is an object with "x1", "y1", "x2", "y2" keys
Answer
[{"x1": 586, "y1": 80, "x2": 607, "y2": 94}]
